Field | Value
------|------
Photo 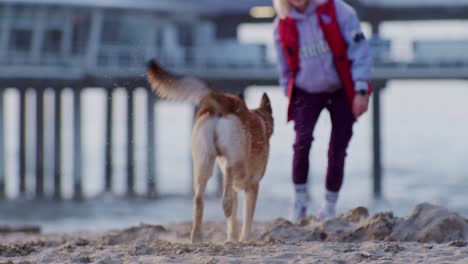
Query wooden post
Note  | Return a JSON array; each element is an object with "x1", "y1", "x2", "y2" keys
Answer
[
  {"x1": 104, "y1": 89, "x2": 113, "y2": 193},
  {"x1": 0, "y1": 89, "x2": 5, "y2": 198},
  {"x1": 19, "y1": 88, "x2": 27, "y2": 196},
  {"x1": 35, "y1": 88, "x2": 45, "y2": 198},
  {"x1": 146, "y1": 90, "x2": 156, "y2": 197},
  {"x1": 372, "y1": 83, "x2": 383, "y2": 199},
  {"x1": 53, "y1": 89, "x2": 62, "y2": 200},
  {"x1": 73, "y1": 89, "x2": 83, "y2": 200},
  {"x1": 126, "y1": 87, "x2": 135, "y2": 196}
]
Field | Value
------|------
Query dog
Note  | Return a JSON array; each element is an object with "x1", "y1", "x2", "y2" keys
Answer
[{"x1": 146, "y1": 60, "x2": 274, "y2": 243}]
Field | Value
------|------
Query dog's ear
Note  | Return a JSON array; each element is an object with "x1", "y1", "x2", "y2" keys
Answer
[{"x1": 260, "y1": 93, "x2": 272, "y2": 114}]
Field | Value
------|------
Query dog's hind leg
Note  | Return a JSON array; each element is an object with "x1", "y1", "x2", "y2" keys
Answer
[
  {"x1": 190, "y1": 153, "x2": 214, "y2": 243},
  {"x1": 240, "y1": 182, "x2": 259, "y2": 242},
  {"x1": 191, "y1": 117, "x2": 216, "y2": 243},
  {"x1": 222, "y1": 161, "x2": 246, "y2": 242},
  {"x1": 222, "y1": 161, "x2": 246, "y2": 218},
  {"x1": 214, "y1": 116, "x2": 246, "y2": 241},
  {"x1": 227, "y1": 190, "x2": 239, "y2": 242},
  {"x1": 218, "y1": 158, "x2": 240, "y2": 242}
]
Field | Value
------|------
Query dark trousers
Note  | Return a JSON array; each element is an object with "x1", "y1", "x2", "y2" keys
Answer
[{"x1": 292, "y1": 88, "x2": 355, "y2": 192}]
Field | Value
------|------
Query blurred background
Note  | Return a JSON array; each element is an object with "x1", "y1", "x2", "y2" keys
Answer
[{"x1": 0, "y1": 0, "x2": 467, "y2": 232}]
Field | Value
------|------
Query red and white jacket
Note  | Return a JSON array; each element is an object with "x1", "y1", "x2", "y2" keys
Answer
[{"x1": 274, "y1": 0, "x2": 372, "y2": 121}]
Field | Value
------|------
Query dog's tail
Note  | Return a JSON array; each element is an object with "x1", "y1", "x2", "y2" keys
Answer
[{"x1": 146, "y1": 59, "x2": 212, "y2": 104}]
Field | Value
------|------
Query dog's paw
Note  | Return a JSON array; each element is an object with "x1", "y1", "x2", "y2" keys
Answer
[
  {"x1": 225, "y1": 239, "x2": 239, "y2": 244},
  {"x1": 239, "y1": 235, "x2": 251, "y2": 243},
  {"x1": 227, "y1": 231, "x2": 239, "y2": 242},
  {"x1": 191, "y1": 230, "x2": 203, "y2": 243}
]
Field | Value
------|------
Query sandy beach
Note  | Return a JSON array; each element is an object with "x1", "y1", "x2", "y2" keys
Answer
[{"x1": 0, "y1": 203, "x2": 467, "y2": 263}]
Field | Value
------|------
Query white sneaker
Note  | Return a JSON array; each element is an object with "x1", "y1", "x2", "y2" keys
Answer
[
  {"x1": 290, "y1": 184, "x2": 309, "y2": 223},
  {"x1": 291, "y1": 196, "x2": 308, "y2": 223},
  {"x1": 319, "y1": 203, "x2": 336, "y2": 221},
  {"x1": 319, "y1": 190, "x2": 339, "y2": 221}
]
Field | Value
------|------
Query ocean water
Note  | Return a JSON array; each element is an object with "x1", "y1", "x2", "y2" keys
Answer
[
  {"x1": 1, "y1": 21, "x2": 468, "y2": 232},
  {"x1": 1, "y1": 81, "x2": 467, "y2": 233}
]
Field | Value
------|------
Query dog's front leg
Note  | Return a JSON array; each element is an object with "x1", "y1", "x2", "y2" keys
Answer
[{"x1": 240, "y1": 183, "x2": 259, "y2": 242}]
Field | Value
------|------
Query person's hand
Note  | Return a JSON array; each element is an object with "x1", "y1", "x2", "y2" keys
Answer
[{"x1": 352, "y1": 93, "x2": 369, "y2": 119}]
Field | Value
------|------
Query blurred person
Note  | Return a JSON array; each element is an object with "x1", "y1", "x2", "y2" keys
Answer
[{"x1": 272, "y1": 0, "x2": 372, "y2": 222}]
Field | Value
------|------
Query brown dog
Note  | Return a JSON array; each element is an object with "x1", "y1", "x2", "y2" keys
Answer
[{"x1": 147, "y1": 60, "x2": 274, "y2": 243}]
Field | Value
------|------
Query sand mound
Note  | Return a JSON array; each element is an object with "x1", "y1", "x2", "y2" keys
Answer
[
  {"x1": 390, "y1": 203, "x2": 468, "y2": 242},
  {"x1": 261, "y1": 203, "x2": 468, "y2": 243},
  {"x1": 102, "y1": 224, "x2": 167, "y2": 245},
  {"x1": 0, "y1": 203, "x2": 467, "y2": 263}
]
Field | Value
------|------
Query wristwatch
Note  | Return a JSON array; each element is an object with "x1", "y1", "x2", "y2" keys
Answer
[
  {"x1": 357, "y1": 90, "x2": 368, "y2": 96},
  {"x1": 355, "y1": 81, "x2": 369, "y2": 96}
]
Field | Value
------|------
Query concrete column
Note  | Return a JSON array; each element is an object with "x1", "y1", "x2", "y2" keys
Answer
[
  {"x1": 0, "y1": 89, "x2": 5, "y2": 198},
  {"x1": 146, "y1": 90, "x2": 156, "y2": 197},
  {"x1": 19, "y1": 88, "x2": 27, "y2": 195},
  {"x1": 61, "y1": 7, "x2": 73, "y2": 61},
  {"x1": 0, "y1": 5, "x2": 13, "y2": 62},
  {"x1": 126, "y1": 87, "x2": 135, "y2": 196},
  {"x1": 31, "y1": 7, "x2": 47, "y2": 64},
  {"x1": 53, "y1": 89, "x2": 62, "y2": 200},
  {"x1": 371, "y1": 81, "x2": 386, "y2": 199},
  {"x1": 212, "y1": 16, "x2": 241, "y2": 39},
  {"x1": 73, "y1": 89, "x2": 83, "y2": 200},
  {"x1": 35, "y1": 88, "x2": 45, "y2": 198},
  {"x1": 86, "y1": 8, "x2": 104, "y2": 70},
  {"x1": 104, "y1": 89, "x2": 113, "y2": 193},
  {"x1": 161, "y1": 23, "x2": 184, "y2": 66},
  {"x1": 145, "y1": 18, "x2": 157, "y2": 61},
  {"x1": 194, "y1": 22, "x2": 215, "y2": 46},
  {"x1": 371, "y1": 22, "x2": 381, "y2": 37}
]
